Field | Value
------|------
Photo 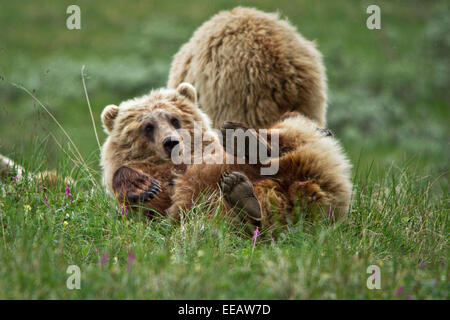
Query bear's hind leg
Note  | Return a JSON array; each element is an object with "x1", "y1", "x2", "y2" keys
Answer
[
  {"x1": 253, "y1": 179, "x2": 291, "y2": 236},
  {"x1": 288, "y1": 180, "x2": 334, "y2": 220},
  {"x1": 166, "y1": 164, "x2": 224, "y2": 221},
  {"x1": 220, "y1": 171, "x2": 262, "y2": 228},
  {"x1": 288, "y1": 180, "x2": 328, "y2": 203}
]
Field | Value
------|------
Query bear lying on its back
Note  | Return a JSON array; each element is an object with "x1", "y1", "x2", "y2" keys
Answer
[
  {"x1": 168, "y1": 7, "x2": 328, "y2": 128},
  {"x1": 100, "y1": 83, "x2": 216, "y2": 214},
  {"x1": 100, "y1": 83, "x2": 352, "y2": 230}
]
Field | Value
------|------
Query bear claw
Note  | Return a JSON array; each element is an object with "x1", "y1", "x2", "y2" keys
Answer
[
  {"x1": 220, "y1": 171, "x2": 262, "y2": 226},
  {"x1": 318, "y1": 128, "x2": 334, "y2": 137},
  {"x1": 127, "y1": 178, "x2": 161, "y2": 203}
]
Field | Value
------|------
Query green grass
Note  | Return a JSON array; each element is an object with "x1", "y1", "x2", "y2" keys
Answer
[
  {"x1": 0, "y1": 0, "x2": 448, "y2": 171},
  {"x1": 0, "y1": 0, "x2": 448, "y2": 299},
  {"x1": 0, "y1": 152, "x2": 447, "y2": 299}
]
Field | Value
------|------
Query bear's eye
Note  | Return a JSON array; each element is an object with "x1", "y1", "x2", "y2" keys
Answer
[
  {"x1": 144, "y1": 123, "x2": 154, "y2": 134},
  {"x1": 170, "y1": 117, "x2": 181, "y2": 129}
]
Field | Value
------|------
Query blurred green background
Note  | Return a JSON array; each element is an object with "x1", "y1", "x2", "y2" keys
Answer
[
  {"x1": 0, "y1": 0, "x2": 448, "y2": 300},
  {"x1": 0, "y1": 0, "x2": 448, "y2": 177}
]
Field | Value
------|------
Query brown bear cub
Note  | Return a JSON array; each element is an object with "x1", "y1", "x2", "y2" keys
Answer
[
  {"x1": 100, "y1": 83, "x2": 352, "y2": 231},
  {"x1": 168, "y1": 7, "x2": 328, "y2": 129}
]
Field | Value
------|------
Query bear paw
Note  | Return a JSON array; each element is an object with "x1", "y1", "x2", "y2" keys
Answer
[
  {"x1": 126, "y1": 178, "x2": 161, "y2": 203},
  {"x1": 288, "y1": 180, "x2": 325, "y2": 203},
  {"x1": 220, "y1": 121, "x2": 250, "y2": 159},
  {"x1": 220, "y1": 121, "x2": 271, "y2": 162},
  {"x1": 220, "y1": 171, "x2": 262, "y2": 227},
  {"x1": 113, "y1": 166, "x2": 161, "y2": 203},
  {"x1": 318, "y1": 128, "x2": 334, "y2": 137}
]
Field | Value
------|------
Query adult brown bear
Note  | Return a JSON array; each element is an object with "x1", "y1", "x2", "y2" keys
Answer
[{"x1": 168, "y1": 7, "x2": 328, "y2": 128}]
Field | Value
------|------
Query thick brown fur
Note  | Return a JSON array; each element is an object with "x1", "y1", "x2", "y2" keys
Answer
[
  {"x1": 168, "y1": 114, "x2": 353, "y2": 226},
  {"x1": 101, "y1": 83, "x2": 218, "y2": 216},
  {"x1": 101, "y1": 84, "x2": 352, "y2": 228},
  {"x1": 168, "y1": 7, "x2": 327, "y2": 128}
]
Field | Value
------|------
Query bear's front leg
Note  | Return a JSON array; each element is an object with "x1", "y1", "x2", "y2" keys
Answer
[
  {"x1": 280, "y1": 111, "x2": 334, "y2": 137},
  {"x1": 112, "y1": 166, "x2": 169, "y2": 214},
  {"x1": 220, "y1": 121, "x2": 272, "y2": 163}
]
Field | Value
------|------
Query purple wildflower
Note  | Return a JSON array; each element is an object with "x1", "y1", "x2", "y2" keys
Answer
[
  {"x1": 328, "y1": 208, "x2": 334, "y2": 219},
  {"x1": 100, "y1": 253, "x2": 108, "y2": 267},
  {"x1": 395, "y1": 286, "x2": 404, "y2": 297},
  {"x1": 121, "y1": 204, "x2": 128, "y2": 217},
  {"x1": 65, "y1": 186, "x2": 72, "y2": 199},
  {"x1": 44, "y1": 195, "x2": 49, "y2": 208},
  {"x1": 127, "y1": 251, "x2": 135, "y2": 270},
  {"x1": 12, "y1": 176, "x2": 17, "y2": 184},
  {"x1": 372, "y1": 269, "x2": 379, "y2": 282},
  {"x1": 252, "y1": 227, "x2": 261, "y2": 247}
]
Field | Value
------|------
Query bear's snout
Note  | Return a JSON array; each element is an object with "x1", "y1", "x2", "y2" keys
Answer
[{"x1": 162, "y1": 137, "x2": 180, "y2": 155}]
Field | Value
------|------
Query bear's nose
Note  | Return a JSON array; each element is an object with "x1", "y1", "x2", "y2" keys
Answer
[{"x1": 162, "y1": 137, "x2": 180, "y2": 155}]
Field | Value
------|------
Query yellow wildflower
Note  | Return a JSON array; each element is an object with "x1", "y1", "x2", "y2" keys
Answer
[{"x1": 24, "y1": 204, "x2": 32, "y2": 214}]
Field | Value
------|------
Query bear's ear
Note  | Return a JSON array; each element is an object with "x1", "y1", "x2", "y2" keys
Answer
[
  {"x1": 101, "y1": 104, "x2": 119, "y2": 133},
  {"x1": 177, "y1": 82, "x2": 197, "y2": 103}
]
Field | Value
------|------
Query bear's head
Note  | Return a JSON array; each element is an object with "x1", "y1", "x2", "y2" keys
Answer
[{"x1": 101, "y1": 83, "x2": 212, "y2": 163}]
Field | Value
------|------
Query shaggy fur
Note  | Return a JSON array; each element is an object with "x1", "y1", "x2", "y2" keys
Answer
[
  {"x1": 168, "y1": 114, "x2": 353, "y2": 224},
  {"x1": 100, "y1": 83, "x2": 216, "y2": 215},
  {"x1": 168, "y1": 7, "x2": 327, "y2": 128},
  {"x1": 100, "y1": 83, "x2": 352, "y2": 227}
]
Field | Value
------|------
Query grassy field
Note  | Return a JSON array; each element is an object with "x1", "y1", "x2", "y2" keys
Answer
[{"x1": 0, "y1": 0, "x2": 448, "y2": 299}]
